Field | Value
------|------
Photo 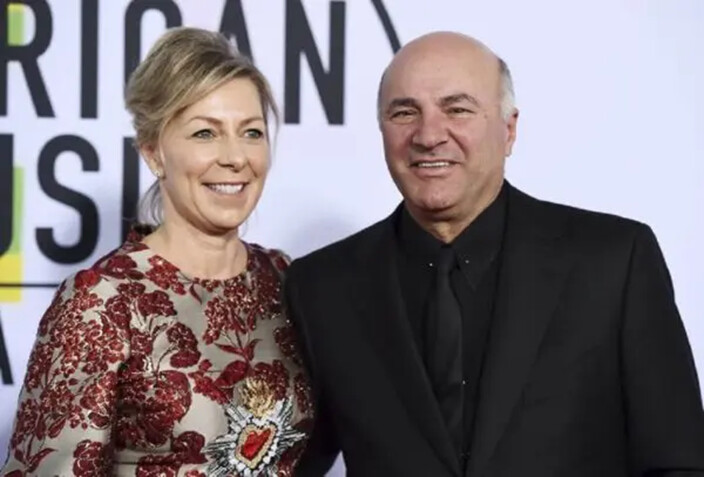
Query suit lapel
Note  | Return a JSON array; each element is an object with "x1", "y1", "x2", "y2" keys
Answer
[
  {"x1": 468, "y1": 186, "x2": 574, "y2": 476},
  {"x1": 354, "y1": 211, "x2": 460, "y2": 476}
]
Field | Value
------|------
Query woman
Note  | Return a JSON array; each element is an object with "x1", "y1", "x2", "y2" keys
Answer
[{"x1": 2, "y1": 27, "x2": 312, "y2": 476}]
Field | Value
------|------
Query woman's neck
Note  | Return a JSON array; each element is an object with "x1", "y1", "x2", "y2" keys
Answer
[{"x1": 142, "y1": 220, "x2": 246, "y2": 280}]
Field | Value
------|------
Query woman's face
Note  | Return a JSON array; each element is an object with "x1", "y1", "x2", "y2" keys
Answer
[{"x1": 143, "y1": 77, "x2": 270, "y2": 236}]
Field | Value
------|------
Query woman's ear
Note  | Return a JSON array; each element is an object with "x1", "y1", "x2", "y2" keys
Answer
[{"x1": 140, "y1": 142, "x2": 164, "y2": 178}]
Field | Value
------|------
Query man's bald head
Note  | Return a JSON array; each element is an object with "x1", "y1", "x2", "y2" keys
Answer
[{"x1": 377, "y1": 32, "x2": 515, "y2": 121}]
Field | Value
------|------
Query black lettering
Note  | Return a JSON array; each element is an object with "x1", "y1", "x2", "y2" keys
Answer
[
  {"x1": 80, "y1": 0, "x2": 98, "y2": 118},
  {"x1": 122, "y1": 137, "x2": 140, "y2": 241},
  {"x1": 0, "y1": 0, "x2": 54, "y2": 117},
  {"x1": 219, "y1": 0, "x2": 252, "y2": 59},
  {"x1": 0, "y1": 134, "x2": 12, "y2": 255},
  {"x1": 0, "y1": 309, "x2": 12, "y2": 385},
  {"x1": 370, "y1": 0, "x2": 401, "y2": 53},
  {"x1": 36, "y1": 135, "x2": 99, "y2": 264},
  {"x1": 124, "y1": 0, "x2": 182, "y2": 85},
  {"x1": 284, "y1": 0, "x2": 345, "y2": 125}
]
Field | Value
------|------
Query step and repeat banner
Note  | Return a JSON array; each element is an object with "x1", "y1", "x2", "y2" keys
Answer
[{"x1": 1, "y1": 0, "x2": 703, "y2": 473}]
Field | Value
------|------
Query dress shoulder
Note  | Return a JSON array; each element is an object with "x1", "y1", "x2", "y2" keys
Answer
[{"x1": 246, "y1": 243, "x2": 292, "y2": 275}]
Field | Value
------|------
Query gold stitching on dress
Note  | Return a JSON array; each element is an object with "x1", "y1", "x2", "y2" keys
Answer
[{"x1": 241, "y1": 376, "x2": 275, "y2": 418}]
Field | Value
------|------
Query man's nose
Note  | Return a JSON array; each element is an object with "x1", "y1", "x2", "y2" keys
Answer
[{"x1": 412, "y1": 113, "x2": 449, "y2": 150}]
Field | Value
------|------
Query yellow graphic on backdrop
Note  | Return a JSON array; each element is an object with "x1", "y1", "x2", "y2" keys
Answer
[
  {"x1": 0, "y1": 5, "x2": 24, "y2": 301},
  {"x1": 0, "y1": 168, "x2": 23, "y2": 302}
]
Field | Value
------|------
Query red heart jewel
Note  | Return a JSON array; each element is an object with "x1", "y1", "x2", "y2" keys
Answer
[{"x1": 241, "y1": 428, "x2": 273, "y2": 460}]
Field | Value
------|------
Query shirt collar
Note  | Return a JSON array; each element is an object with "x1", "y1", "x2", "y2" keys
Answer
[{"x1": 396, "y1": 181, "x2": 508, "y2": 280}]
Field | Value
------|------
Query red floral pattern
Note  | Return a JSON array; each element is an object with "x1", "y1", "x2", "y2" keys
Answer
[
  {"x1": 294, "y1": 373, "x2": 313, "y2": 415},
  {"x1": 277, "y1": 443, "x2": 306, "y2": 477},
  {"x1": 275, "y1": 323, "x2": 303, "y2": 367},
  {"x1": 2, "y1": 234, "x2": 312, "y2": 476},
  {"x1": 73, "y1": 440, "x2": 110, "y2": 476},
  {"x1": 100, "y1": 254, "x2": 144, "y2": 281},
  {"x1": 134, "y1": 431, "x2": 206, "y2": 476},
  {"x1": 189, "y1": 359, "x2": 229, "y2": 405},
  {"x1": 167, "y1": 322, "x2": 201, "y2": 368},
  {"x1": 79, "y1": 371, "x2": 119, "y2": 428},
  {"x1": 136, "y1": 461, "x2": 178, "y2": 477},
  {"x1": 145, "y1": 255, "x2": 187, "y2": 295},
  {"x1": 212, "y1": 359, "x2": 250, "y2": 399},
  {"x1": 253, "y1": 360, "x2": 290, "y2": 401}
]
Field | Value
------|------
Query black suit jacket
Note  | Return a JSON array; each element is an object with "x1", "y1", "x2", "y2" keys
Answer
[{"x1": 285, "y1": 184, "x2": 704, "y2": 477}]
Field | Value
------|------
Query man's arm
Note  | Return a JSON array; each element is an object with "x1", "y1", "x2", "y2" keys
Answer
[
  {"x1": 622, "y1": 224, "x2": 704, "y2": 475},
  {"x1": 284, "y1": 263, "x2": 341, "y2": 476},
  {"x1": 294, "y1": 394, "x2": 342, "y2": 477}
]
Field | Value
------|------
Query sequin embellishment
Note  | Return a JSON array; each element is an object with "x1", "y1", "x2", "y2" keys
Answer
[{"x1": 204, "y1": 377, "x2": 306, "y2": 476}]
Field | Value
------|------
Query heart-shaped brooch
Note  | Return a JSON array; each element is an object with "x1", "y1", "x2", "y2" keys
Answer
[{"x1": 204, "y1": 376, "x2": 306, "y2": 476}]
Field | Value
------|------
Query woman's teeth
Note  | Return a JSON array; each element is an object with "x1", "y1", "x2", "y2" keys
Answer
[{"x1": 207, "y1": 183, "x2": 244, "y2": 194}]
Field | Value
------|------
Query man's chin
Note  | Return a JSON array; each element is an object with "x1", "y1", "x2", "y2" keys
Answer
[{"x1": 404, "y1": 197, "x2": 458, "y2": 220}]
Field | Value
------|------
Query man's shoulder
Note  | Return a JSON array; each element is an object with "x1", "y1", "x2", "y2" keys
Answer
[
  {"x1": 288, "y1": 215, "x2": 391, "y2": 278},
  {"x1": 515, "y1": 186, "x2": 653, "y2": 244}
]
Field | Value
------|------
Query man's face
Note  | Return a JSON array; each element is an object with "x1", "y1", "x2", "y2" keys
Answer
[{"x1": 379, "y1": 38, "x2": 518, "y2": 225}]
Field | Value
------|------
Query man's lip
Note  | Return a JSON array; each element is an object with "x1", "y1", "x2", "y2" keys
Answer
[{"x1": 409, "y1": 159, "x2": 457, "y2": 166}]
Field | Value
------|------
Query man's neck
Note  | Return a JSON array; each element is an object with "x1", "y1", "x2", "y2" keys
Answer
[{"x1": 407, "y1": 182, "x2": 503, "y2": 244}]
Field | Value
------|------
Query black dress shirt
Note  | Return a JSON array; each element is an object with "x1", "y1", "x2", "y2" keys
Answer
[{"x1": 395, "y1": 182, "x2": 508, "y2": 466}]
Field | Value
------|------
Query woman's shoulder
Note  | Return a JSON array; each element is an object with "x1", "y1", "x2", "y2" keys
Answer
[
  {"x1": 246, "y1": 242, "x2": 292, "y2": 274},
  {"x1": 55, "y1": 234, "x2": 151, "y2": 298}
]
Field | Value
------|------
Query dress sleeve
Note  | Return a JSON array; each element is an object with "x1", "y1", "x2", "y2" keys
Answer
[
  {"x1": 268, "y1": 248, "x2": 292, "y2": 269},
  {"x1": 1, "y1": 269, "x2": 131, "y2": 476}
]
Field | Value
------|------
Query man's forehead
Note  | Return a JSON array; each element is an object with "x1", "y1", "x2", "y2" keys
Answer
[
  {"x1": 392, "y1": 37, "x2": 496, "y2": 72},
  {"x1": 382, "y1": 68, "x2": 491, "y2": 104},
  {"x1": 384, "y1": 54, "x2": 497, "y2": 94}
]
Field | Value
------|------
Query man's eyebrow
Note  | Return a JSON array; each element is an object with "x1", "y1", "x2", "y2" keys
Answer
[
  {"x1": 386, "y1": 97, "x2": 420, "y2": 112},
  {"x1": 385, "y1": 94, "x2": 482, "y2": 113},
  {"x1": 439, "y1": 93, "x2": 481, "y2": 108}
]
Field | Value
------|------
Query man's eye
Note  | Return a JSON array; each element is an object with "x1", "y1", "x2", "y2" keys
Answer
[
  {"x1": 447, "y1": 107, "x2": 474, "y2": 115},
  {"x1": 390, "y1": 110, "x2": 415, "y2": 119}
]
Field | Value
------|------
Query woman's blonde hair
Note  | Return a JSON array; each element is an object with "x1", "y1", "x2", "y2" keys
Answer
[{"x1": 125, "y1": 27, "x2": 279, "y2": 225}]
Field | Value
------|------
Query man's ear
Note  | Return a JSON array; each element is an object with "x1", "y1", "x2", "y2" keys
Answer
[{"x1": 504, "y1": 108, "x2": 519, "y2": 157}]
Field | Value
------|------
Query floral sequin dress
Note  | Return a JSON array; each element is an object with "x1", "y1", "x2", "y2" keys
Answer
[{"x1": 1, "y1": 230, "x2": 313, "y2": 476}]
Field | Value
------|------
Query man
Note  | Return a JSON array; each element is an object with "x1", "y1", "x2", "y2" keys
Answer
[{"x1": 286, "y1": 31, "x2": 704, "y2": 476}]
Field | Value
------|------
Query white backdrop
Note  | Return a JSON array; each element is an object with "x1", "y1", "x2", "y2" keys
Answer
[{"x1": 1, "y1": 1, "x2": 702, "y2": 474}]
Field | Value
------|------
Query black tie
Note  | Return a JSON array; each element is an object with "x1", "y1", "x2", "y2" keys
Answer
[{"x1": 425, "y1": 246, "x2": 464, "y2": 453}]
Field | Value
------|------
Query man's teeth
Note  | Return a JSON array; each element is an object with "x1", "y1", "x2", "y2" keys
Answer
[
  {"x1": 207, "y1": 183, "x2": 244, "y2": 194},
  {"x1": 416, "y1": 161, "x2": 451, "y2": 168}
]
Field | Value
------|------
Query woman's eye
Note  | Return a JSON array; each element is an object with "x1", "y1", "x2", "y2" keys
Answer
[
  {"x1": 244, "y1": 128, "x2": 264, "y2": 139},
  {"x1": 193, "y1": 129, "x2": 215, "y2": 139}
]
